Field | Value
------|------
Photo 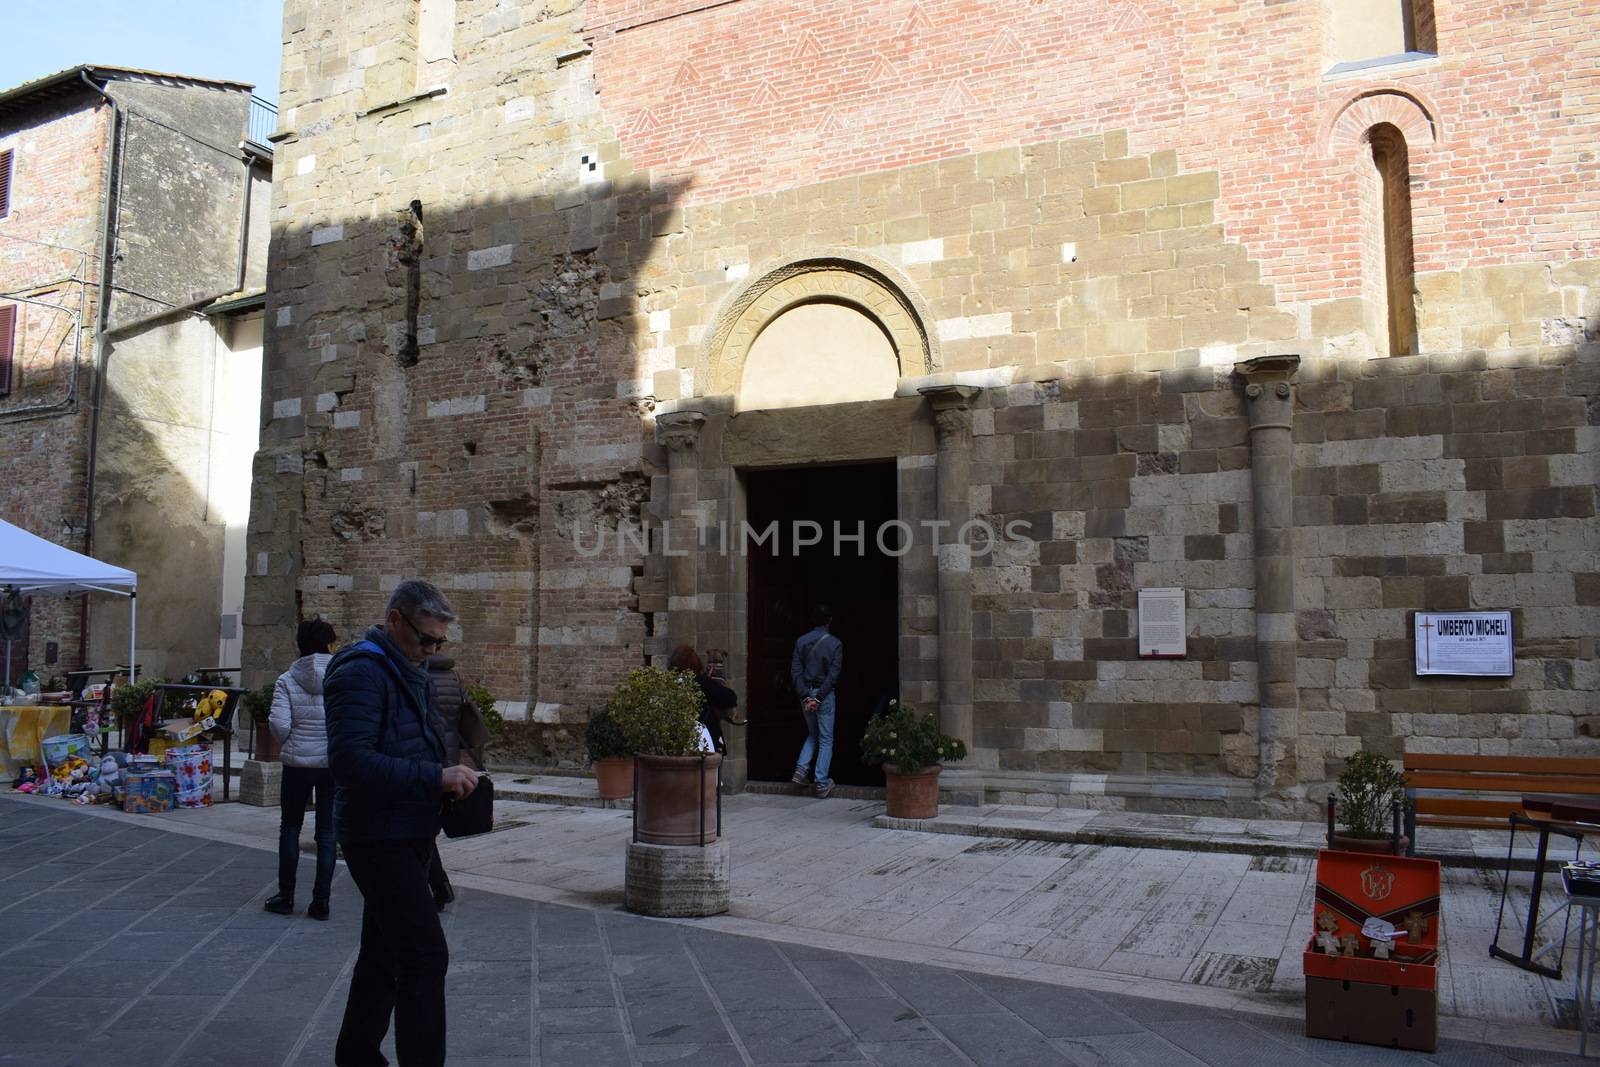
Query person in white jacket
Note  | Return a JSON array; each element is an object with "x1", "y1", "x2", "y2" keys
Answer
[{"x1": 264, "y1": 619, "x2": 338, "y2": 919}]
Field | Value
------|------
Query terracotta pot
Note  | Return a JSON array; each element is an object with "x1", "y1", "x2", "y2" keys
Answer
[
  {"x1": 253, "y1": 722, "x2": 281, "y2": 762},
  {"x1": 593, "y1": 757, "x2": 635, "y2": 800},
  {"x1": 1329, "y1": 831, "x2": 1409, "y2": 856},
  {"x1": 634, "y1": 753, "x2": 721, "y2": 845},
  {"x1": 884, "y1": 764, "x2": 942, "y2": 820}
]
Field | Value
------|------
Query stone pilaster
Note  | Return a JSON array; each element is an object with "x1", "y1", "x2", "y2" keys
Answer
[
  {"x1": 1235, "y1": 354, "x2": 1300, "y2": 802},
  {"x1": 656, "y1": 410, "x2": 706, "y2": 652},
  {"x1": 920, "y1": 385, "x2": 981, "y2": 749}
]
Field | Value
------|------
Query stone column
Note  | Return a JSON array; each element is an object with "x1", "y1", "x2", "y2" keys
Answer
[
  {"x1": 1235, "y1": 354, "x2": 1300, "y2": 802},
  {"x1": 920, "y1": 385, "x2": 981, "y2": 749},
  {"x1": 656, "y1": 410, "x2": 706, "y2": 651}
]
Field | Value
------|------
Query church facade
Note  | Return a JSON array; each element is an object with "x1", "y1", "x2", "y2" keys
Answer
[{"x1": 248, "y1": 0, "x2": 1598, "y2": 814}]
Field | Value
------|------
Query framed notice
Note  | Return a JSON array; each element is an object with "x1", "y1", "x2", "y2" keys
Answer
[
  {"x1": 1414, "y1": 611, "x2": 1514, "y2": 677},
  {"x1": 1138, "y1": 587, "x2": 1186, "y2": 658}
]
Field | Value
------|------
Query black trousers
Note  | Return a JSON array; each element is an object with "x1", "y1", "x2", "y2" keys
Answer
[
  {"x1": 336, "y1": 838, "x2": 449, "y2": 1067},
  {"x1": 277, "y1": 765, "x2": 335, "y2": 903}
]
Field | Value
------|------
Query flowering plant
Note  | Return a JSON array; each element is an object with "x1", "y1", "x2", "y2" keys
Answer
[
  {"x1": 860, "y1": 701, "x2": 967, "y2": 773},
  {"x1": 604, "y1": 666, "x2": 705, "y2": 757}
]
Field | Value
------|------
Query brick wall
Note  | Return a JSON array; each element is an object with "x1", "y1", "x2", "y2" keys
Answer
[{"x1": 0, "y1": 95, "x2": 109, "y2": 675}]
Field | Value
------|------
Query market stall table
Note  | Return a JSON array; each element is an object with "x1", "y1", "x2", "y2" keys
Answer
[{"x1": 0, "y1": 705, "x2": 72, "y2": 779}]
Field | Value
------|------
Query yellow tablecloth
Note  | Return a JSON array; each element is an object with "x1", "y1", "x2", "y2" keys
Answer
[{"x1": 0, "y1": 706, "x2": 73, "y2": 779}]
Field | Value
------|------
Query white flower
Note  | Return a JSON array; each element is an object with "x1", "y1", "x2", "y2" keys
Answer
[
  {"x1": 888, "y1": 748, "x2": 895, "y2": 756},
  {"x1": 889, "y1": 732, "x2": 897, "y2": 739}
]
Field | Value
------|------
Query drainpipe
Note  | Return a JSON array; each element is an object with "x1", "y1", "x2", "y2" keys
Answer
[
  {"x1": 235, "y1": 147, "x2": 261, "y2": 292},
  {"x1": 78, "y1": 69, "x2": 122, "y2": 666}
]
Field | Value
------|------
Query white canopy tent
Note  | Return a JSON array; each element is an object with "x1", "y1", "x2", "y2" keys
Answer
[{"x1": 0, "y1": 518, "x2": 139, "y2": 685}]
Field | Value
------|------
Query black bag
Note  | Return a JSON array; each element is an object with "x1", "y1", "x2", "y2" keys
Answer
[{"x1": 440, "y1": 773, "x2": 494, "y2": 839}]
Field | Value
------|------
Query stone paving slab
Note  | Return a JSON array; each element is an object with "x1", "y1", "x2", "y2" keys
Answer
[
  {"x1": 3, "y1": 790, "x2": 1592, "y2": 1060},
  {"x1": 0, "y1": 796, "x2": 1588, "y2": 1066}
]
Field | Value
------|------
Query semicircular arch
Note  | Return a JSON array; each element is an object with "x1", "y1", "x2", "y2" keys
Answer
[{"x1": 699, "y1": 254, "x2": 936, "y2": 402}]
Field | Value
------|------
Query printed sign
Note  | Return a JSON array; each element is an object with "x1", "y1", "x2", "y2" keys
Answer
[
  {"x1": 1137, "y1": 587, "x2": 1186, "y2": 658},
  {"x1": 1413, "y1": 611, "x2": 1513, "y2": 677}
]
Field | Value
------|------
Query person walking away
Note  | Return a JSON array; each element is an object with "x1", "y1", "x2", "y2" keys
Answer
[
  {"x1": 264, "y1": 618, "x2": 338, "y2": 920},
  {"x1": 424, "y1": 653, "x2": 490, "y2": 911},
  {"x1": 790, "y1": 606, "x2": 843, "y2": 798},
  {"x1": 326, "y1": 579, "x2": 479, "y2": 1067},
  {"x1": 667, "y1": 645, "x2": 738, "y2": 752}
]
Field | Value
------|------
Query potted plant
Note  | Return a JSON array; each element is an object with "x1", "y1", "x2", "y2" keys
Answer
[
  {"x1": 605, "y1": 666, "x2": 718, "y2": 844},
  {"x1": 585, "y1": 706, "x2": 634, "y2": 800},
  {"x1": 861, "y1": 701, "x2": 967, "y2": 820},
  {"x1": 241, "y1": 683, "x2": 278, "y2": 761},
  {"x1": 1329, "y1": 750, "x2": 1409, "y2": 855}
]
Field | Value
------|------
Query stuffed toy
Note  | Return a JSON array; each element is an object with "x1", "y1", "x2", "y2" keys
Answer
[
  {"x1": 13, "y1": 766, "x2": 39, "y2": 793},
  {"x1": 53, "y1": 757, "x2": 94, "y2": 799}
]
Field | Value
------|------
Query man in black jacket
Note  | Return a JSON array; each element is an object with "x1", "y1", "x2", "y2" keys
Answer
[{"x1": 326, "y1": 579, "x2": 478, "y2": 1067}]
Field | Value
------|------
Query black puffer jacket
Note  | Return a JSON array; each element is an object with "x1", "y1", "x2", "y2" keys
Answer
[
  {"x1": 325, "y1": 625, "x2": 446, "y2": 844},
  {"x1": 426, "y1": 654, "x2": 468, "y2": 768}
]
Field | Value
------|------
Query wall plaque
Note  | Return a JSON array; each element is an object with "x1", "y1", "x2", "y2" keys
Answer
[
  {"x1": 1138, "y1": 587, "x2": 1186, "y2": 658},
  {"x1": 1413, "y1": 611, "x2": 1514, "y2": 677}
]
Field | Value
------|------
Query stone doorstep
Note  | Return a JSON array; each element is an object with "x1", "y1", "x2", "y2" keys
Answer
[{"x1": 873, "y1": 808, "x2": 1589, "y2": 872}]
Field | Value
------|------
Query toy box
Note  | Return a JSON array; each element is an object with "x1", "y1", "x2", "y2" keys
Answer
[
  {"x1": 1304, "y1": 848, "x2": 1440, "y2": 1052},
  {"x1": 122, "y1": 769, "x2": 177, "y2": 814}
]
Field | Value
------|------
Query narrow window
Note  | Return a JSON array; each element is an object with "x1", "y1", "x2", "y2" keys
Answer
[
  {"x1": 0, "y1": 304, "x2": 16, "y2": 396},
  {"x1": 0, "y1": 150, "x2": 12, "y2": 219},
  {"x1": 1363, "y1": 124, "x2": 1416, "y2": 357},
  {"x1": 1331, "y1": 0, "x2": 1436, "y2": 67}
]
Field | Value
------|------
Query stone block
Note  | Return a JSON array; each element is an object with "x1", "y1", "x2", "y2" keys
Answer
[
  {"x1": 625, "y1": 840, "x2": 730, "y2": 918},
  {"x1": 239, "y1": 759, "x2": 282, "y2": 807}
]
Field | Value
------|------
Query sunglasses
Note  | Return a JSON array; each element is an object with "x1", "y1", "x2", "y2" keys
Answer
[{"x1": 401, "y1": 613, "x2": 448, "y2": 651}]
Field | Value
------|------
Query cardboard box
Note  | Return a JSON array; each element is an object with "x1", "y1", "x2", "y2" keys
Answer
[
  {"x1": 123, "y1": 769, "x2": 177, "y2": 814},
  {"x1": 1304, "y1": 849, "x2": 1440, "y2": 1052}
]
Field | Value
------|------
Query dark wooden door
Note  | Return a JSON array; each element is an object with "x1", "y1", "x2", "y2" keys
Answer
[{"x1": 744, "y1": 462, "x2": 899, "y2": 785}]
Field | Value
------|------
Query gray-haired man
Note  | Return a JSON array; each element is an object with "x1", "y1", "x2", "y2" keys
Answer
[{"x1": 326, "y1": 579, "x2": 478, "y2": 1067}]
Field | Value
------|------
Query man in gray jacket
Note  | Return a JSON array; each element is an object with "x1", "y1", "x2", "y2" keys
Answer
[{"x1": 790, "y1": 606, "x2": 843, "y2": 798}]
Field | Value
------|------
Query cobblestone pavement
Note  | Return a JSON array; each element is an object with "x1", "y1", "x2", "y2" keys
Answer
[{"x1": 1, "y1": 797, "x2": 1589, "y2": 1065}]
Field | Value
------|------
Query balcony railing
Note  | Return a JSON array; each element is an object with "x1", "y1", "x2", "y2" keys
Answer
[{"x1": 247, "y1": 97, "x2": 278, "y2": 147}]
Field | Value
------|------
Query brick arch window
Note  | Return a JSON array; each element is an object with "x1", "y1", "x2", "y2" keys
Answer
[{"x1": 1360, "y1": 123, "x2": 1416, "y2": 357}]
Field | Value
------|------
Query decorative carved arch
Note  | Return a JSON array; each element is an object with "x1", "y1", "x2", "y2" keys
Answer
[
  {"x1": 698, "y1": 253, "x2": 936, "y2": 399},
  {"x1": 1323, "y1": 88, "x2": 1442, "y2": 161}
]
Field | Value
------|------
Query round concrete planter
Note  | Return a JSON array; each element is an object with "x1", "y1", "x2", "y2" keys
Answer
[
  {"x1": 1329, "y1": 831, "x2": 1409, "y2": 856},
  {"x1": 634, "y1": 753, "x2": 721, "y2": 845},
  {"x1": 593, "y1": 757, "x2": 635, "y2": 800},
  {"x1": 883, "y1": 764, "x2": 941, "y2": 820}
]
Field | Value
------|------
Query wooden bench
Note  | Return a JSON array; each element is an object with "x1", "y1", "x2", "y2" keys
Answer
[{"x1": 1402, "y1": 752, "x2": 1600, "y2": 839}]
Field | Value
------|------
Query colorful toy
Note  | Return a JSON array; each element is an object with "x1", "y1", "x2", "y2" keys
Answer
[{"x1": 13, "y1": 766, "x2": 39, "y2": 793}]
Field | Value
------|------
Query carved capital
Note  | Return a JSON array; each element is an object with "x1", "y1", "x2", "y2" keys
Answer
[
  {"x1": 920, "y1": 384, "x2": 982, "y2": 445},
  {"x1": 1234, "y1": 353, "x2": 1300, "y2": 432},
  {"x1": 655, "y1": 410, "x2": 706, "y2": 453}
]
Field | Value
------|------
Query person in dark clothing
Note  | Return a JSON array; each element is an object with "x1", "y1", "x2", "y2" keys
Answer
[
  {"x1": 264, "y1": 618, "x2": 337, "y2": 920},
  {"x1": 791, "y1": 605, "x2": 844, "y2": 799},
  {"x1": 325, "y1": 579, "x2": 479, "y2": 1067},
  {"x1": 423, "y1": 654, "x2": 490, "y2": 911},
  {"x1": 667, "y1": 645, "x2": 738, "y2": 751}
]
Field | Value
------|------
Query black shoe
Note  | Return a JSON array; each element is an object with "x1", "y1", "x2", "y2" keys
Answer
[
  {"x1": 264, "y1": 894, "x2": 294, "y2": 915},
  {"x1": 307, "y1": 900, "x2": 330, "y2": 921}
]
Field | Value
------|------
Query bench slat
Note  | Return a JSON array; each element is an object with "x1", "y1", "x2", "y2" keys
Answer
[
  {"x1": 1403, "y1": 753, "x2": 1600, "y2": 775},
  {"x1": 1413, "y1": 797, "x2": 1524, "y2": 817},
  {"x1": 1404, "y1": 771, "x2": 1600, "y2": 794},
  {"x1": 1415, "y1": 815, "x2": 1518, "y2": 830}
]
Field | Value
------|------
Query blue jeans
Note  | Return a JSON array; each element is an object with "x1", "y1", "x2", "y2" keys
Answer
[
  {"x1": 279, "y1": 765, "x2": 336, "y2": 903},
  {"x1": 795, "y1": 692, "x2": 836, "y2": 785}
]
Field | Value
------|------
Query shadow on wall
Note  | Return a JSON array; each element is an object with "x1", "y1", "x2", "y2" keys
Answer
[{"x1": 245, "y1": 175, "x2": 690, "y2": 767}]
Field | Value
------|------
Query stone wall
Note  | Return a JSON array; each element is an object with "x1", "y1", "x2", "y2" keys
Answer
[{"x1": 252, "y1": 0, "x2": 1599, "y2": 811}]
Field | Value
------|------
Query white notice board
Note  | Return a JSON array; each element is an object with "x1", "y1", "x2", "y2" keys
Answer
[
  {"x1": 1138, "y1": 587, "x2": 1186, "y2": 658},
  {"x1": 1413, "y1": 611, "x2": 1514, "y2": 677}
]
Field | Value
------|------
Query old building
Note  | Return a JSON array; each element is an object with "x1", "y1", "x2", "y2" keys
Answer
[
  {"x1": 0, "y1": 66, "x2": 272, "y2": 682},
  {"x1": 249, "y1": 0, "x2": 1597, "y2": 814}
]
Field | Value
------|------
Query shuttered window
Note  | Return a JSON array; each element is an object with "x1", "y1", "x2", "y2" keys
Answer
[
  {"x1": 0, "y1": 304, "x2": 15, "y2": 396},
  {"x1": 0, "y1": 150, "x2": 11, "y2": 218}
]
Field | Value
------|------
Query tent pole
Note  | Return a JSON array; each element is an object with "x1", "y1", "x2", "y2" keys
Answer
[{"x1": 129, "y1": 591, "x2": 137, "y2": 685}]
